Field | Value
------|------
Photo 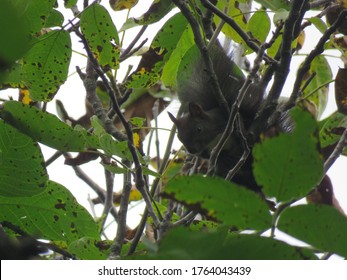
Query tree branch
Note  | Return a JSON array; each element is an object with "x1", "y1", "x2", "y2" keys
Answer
[
  {"x1": 200, "y1": 0, "x2": 276, "y2": 64},
  {"x1": 100, "y1": 159, "x2": 115, "y2": 233},
  {"x1": 120, "y1": 25, "x2": 148, "y2": 61},
  {"x1": 127, "y1": 113, "x2": 180, "y2": 255},
  {"x1": 63, "y1": 153, "x2": 121, "y2": 224},
  {"x1": 109, "y1": 162, "x2": 132, "y2": 258},
  {"x1": 73, "y1": 26, "x2": 160, "y2": 235},
  {"x1": 208, "y1": 33, "x2": 270, "y2": 175},
  {"x1": 285, "y1": 9, "x2": 347, "y2": 111},
  {"x1": 249, "y1": 1, "x2": 309, "y2": 139}
]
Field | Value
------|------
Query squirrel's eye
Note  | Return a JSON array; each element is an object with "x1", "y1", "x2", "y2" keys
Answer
[{"x1": 196, "y1": 126, "x2": 202, "y2": 133}]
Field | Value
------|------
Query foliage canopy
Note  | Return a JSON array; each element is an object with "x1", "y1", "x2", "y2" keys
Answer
[{"x1": 1, "y1": 0, "x2": 347, "y2": 260}]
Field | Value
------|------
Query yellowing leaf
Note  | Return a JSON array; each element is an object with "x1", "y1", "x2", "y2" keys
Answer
[
  {"x1": 109, "y1": 0, "x2": 139, "y2": 11},
  {"x1": 133, "y1": 132, "x2": 141, "y2": 148},
  {"x1": 19, "y1": 88, "x2": 33, "y2": 105},
  {"x1": 129, "y1": 187, "x2": 142, "y2": 202}
]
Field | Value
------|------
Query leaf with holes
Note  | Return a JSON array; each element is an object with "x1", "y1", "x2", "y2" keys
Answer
[
  {"x1": 11, "y1": 0, "x2": 56, "y2": 34},
  {"x1": 302, "y1": 55, "x2": 332, "y2": 118},
  {"x1": 164, "y1": 175, "x2": 272, "y2": 231},
  {"x1": 0, "y1": 180, "x2": 100, "y2": 244},
  {"x1": 0, "y1": 101, "x2": 99, "y2": 152},
  {"x1": 319, "y1": 111, "x2": 347, "y2": 148},
  {"x1": 151, "y1": 227, "x2": 317, "y2": 259},
  {"x1": 45, "y1": 9, "x2": 64, "y2": 28},
  {"x1": 120, "y1": 0, "x2": 175, "y2": 31},
  {"x1": 109, "y1": 0, "x2": 139, "y2": 11},
  {"x1": 126, "y1": 13, "x2": 189, "y2": 89},
  {"x1": 22, "y1": 30, "x2": 71, "y2": 101},
  {"x1": 68, "y1": 237, "x2": 111, "y2": 260},
  {"x1": 0, "y1": 120, "x2": 48, "y2": 197},
  {"x1": 80, "y1": 3, "x2": 119, "y2": 69},
  {"x1": 253, "y1": 108, "x2": 324, "y2": 202},
  {"x1": 278, "y1": 204, "x2": 347, "y2": 258}
]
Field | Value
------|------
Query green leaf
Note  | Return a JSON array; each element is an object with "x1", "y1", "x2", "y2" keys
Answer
[
  {"x1": 141, "y1": 166, "x2": 161, "y2": 178},
  {"x1": 319, "y1": 111, "x2": 347, "y2": 148},
  {"x1": 126, "y1": 13, "x2": 189, "y2": 89},
  {"x1": 64, "y1": 0, "x2": 78, "y2": 8},
  {"x1": 307, "y1": 17, "x2": 327, "y2": 34},
  {"x1": 90, "y1": 116, "x2": 132, "y2": 159},
  {"x1": 278, "y1": 204, "x2": 347, "y2": 258},
  {"x1": 101, "y1": 162, "x2": 127, "y2": 174},
  {"x1": 247, "y1": 10, "x2": 271, "y2": 43},
  {"x1": 164, "y1": 175, "x2": 272, "y2": 231},
  {"x1": 244, "y1": 10, "x2": 271, "y2": 55},
  {"x1": 267, "y1": 33, "x2": 282, "y2": 58},
  {"x1": 1, "y1": 101, "x2": 99, "y2": 152},
  {"x1": 253, "y1": 108, "x2": 324, "y2": 202},
  {"x1": 154, "y1": 227, "x2": 229, "y2": 259},
  {"x1": 99, "y1": 135, "x2": 130, "y2": 159},
  {"x1": 45, "y1": 9, "x2": 64, "y2": 28},
  {"x1": 0, "y1": 120, "x2": 48, "y2": 197},
  {"x1": 161, "y1": 21, "x2": 194, "y2": 88},
  {"x1": 11, "y1": 0, "x2": 56, "y2": 34},
  {"x1": 151, "y1": 227, "x2": 316, "y2": 259},
  {"x1": 0, "y1": 180, "x2": 100, "y2": 244},
  {"x1": 109, "y1": 0, "x2": 139, "y2": 11},
  {"x1": 215, "y1": 0, "x2": 247, "y2": 44},
  {"x1": 0, "y1": 1, "x2": 31, "y2": 69},
  {"x1": 80, "y1": 3, "x2": 120, "y2": 70},
  {"x1": 129, "y1": 117, "x2": 146, "y2": 128},
  {"x1": 68, "y1": 237, "x2": 111, "y2": 260},
  {"x1": 0, "y1": 63, "x2": 23, "y2": 90},
  {"x1": 273, "y1": 8, "x2": 289, "y2": 25},
  {"x1": 224, "y1": 234, "x2": 317, "y2": 260},
  {"x1": 22, "y1": 30, "x2": 72, "y2": 101},
  {"x1": 120, "y1": 0, "x2": 175, "y2": 31},
  {"x1": 302, "y1": 55, "x2": 332, "y2": 119}
]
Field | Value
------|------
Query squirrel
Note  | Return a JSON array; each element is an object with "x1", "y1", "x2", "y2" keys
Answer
[{"x1": 168, "y1": 44, "x2": 265, "y2": 191}]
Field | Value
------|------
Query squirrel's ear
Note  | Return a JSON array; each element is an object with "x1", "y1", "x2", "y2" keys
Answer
[
  {"x1": 189, "y1": 102, "x2": 204, "y2": 117},
  {"x1": 168, "y1": 112, "x2": 177, "y2": 124}
]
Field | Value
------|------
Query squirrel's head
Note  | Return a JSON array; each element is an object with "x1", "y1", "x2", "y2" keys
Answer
[{"x1": 168, "y1": 102, "x2": 226, "y2": 157}]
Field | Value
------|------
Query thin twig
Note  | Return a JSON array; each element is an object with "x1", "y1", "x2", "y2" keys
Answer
[
  {"x1": 63, "y1": 153, "x2": 121, "y2": 223},
  {"x1": 250, "y1": 1, "x2": 309, "y2": 140},
  {"x1": 127, "y1": 111, "x2": 180, "y2": 255},
  {"x1": 266, "y1": 0, "x2": 309, "y2": 106},
  {"x1": 119, "y1": 39, "x2": 148, "y2": 62},
  {"x1": 100, "y1": 160, "x2": 115, "y2": 233},
  {"x1": 200, "y1": 0, "x2": 275, "y2": 64},
  {"x1": 270, "y1": 198, "x2": 298, "y2": 237},
  {"x1": 158, "y1": 200, "x2": 175, "y2": 239},
  {"x1": 45, "y1": 151, "x2": 63, "y2": 167},
  {"x1": 285, "y1": 9, "x2": 347, "y2": 112},
  {"x1": 173, "y1": 211, "x2": 198, "y2": 226},
  {"x1": 120, "y1": 25, "x2": 148, "y2": 60},
  {"x1": 225, "y1": 114, "x2": 251, "y2": 181},
  {"x1": 73, "y1": 26, "x2": 160, "y2": 232},
  {"x1": 207, "y1": 34, "x2": 268, "y2": 175},
  {"x1": 109, "y1": 162, "x2": 132, "y2": 258}
]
